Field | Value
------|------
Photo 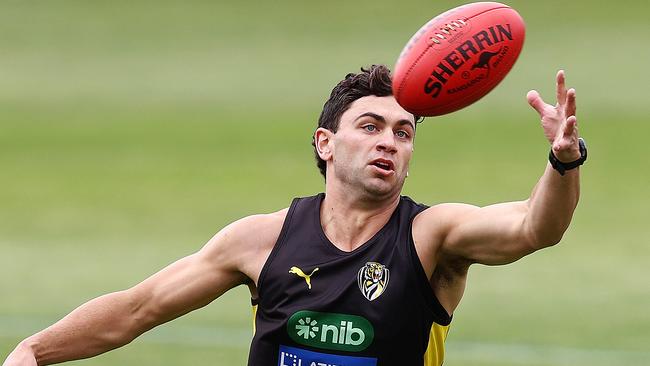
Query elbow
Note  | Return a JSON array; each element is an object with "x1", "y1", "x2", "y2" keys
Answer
[
  {"x1": 102, "y1": 290, "x2": 157, "y2": 347},
  {"x1": 539, "y1": 233, "x2": 564, "y2": 248},
  {"x1": 123, "y1": 290, "x2": 160, "y2": 337},
  {"x1": 522, "y1": 209, "x2": 572, "y2": 250},
  {"x1": 525, "y1": 225, "x2": 566, "y2": 251}
]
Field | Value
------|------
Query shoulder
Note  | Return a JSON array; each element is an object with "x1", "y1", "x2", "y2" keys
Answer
[
  {"x1": 400, "y1": 196, "x2": 479, "y2": 222},
  {"x1": 411, "y1": 203, "x2": 479, "y2": 271},
  {"x1": 200, "y1": 208, "x2": 290, "y2": 283},
  {"x1": 215, "y1": 208, "x2": 289, "y2": 247},
  {"x1": 412, "y1": 203, "x2": 480, "y2": 236}
]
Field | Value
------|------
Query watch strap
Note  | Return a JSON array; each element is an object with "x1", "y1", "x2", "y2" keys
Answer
[{"x1": 549, "y1": 138, "x2": 587, "y2": 176}]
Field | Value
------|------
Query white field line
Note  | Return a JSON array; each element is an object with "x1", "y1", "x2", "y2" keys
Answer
[{"x1": 1, "y1": 316, "x2": 648, "y2": 365}]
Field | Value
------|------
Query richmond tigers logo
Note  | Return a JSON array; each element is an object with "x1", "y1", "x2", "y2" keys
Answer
[{"x1": 357, "y1": 262, "x2": 390, "y2": 301}]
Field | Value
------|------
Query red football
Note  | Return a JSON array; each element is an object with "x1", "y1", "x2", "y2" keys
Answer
[{"x1": 393, "y1": 2, "x2": 525, "y2": 116}]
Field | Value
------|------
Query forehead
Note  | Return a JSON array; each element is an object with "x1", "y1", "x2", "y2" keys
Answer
[{"x1": 340, "y1": 95, "x2": 415, "y2": 126}]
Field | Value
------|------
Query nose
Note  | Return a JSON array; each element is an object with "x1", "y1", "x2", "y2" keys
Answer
[{"x1": 376, "y1": 130, "x2": 397, "y2": 154}]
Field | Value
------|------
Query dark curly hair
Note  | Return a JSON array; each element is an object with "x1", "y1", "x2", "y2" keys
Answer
[{"x1": 312, "y1": 64, "x2": 421, "y2": 179}]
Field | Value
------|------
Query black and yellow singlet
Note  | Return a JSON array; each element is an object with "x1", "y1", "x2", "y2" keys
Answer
[{"x1": 248, "y1": 193, "x2": 452, "y2": 366}]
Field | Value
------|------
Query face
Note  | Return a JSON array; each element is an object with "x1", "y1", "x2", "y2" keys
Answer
[{"x1": 316, "y1": 95, "x2": 416, "y2": 200}]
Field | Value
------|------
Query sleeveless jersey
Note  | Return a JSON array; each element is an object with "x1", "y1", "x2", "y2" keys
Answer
[{"x1": 248, "y1": 193, "x2": 452, "y2": 366}]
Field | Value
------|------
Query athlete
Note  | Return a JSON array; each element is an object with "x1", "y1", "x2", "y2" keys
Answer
[{"x1": 3, "y1": 64, "x2": 585, "y2": 366}]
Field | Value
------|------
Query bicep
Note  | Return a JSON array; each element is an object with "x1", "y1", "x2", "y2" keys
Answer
[
  {"x1": 124, "y1": 211, "x2": 284, "y2": 333},
  {"x1": 436, "y1": 201, "x2": 538, "y2": 266},
  {"x1": 127, "y1": 224, "x2": 250, "y2": 332}
]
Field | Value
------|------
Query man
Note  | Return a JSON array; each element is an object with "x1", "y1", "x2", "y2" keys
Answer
[{"x1": 3, "y1": 64, "x2": 585, "y2": 366}]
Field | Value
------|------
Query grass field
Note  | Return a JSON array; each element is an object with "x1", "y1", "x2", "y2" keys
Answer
[{"x1": 1, "y1": 1, "x2": 649, "y2": 365}]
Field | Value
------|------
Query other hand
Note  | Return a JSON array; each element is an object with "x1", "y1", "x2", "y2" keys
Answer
[{"x1": 526, "y1": 70, "x2": 581, "y2": 162}]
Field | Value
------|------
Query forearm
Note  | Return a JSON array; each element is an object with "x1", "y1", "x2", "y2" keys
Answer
[
  {"x1": 4, "y1": 216, "x2": 267, "y2": 366},
  {"x1": 22, "y1": 290, "x2": 148, "y2": 365},
  {"x1": 525, "y1": 162, "x2": 580, "y2": 247}
]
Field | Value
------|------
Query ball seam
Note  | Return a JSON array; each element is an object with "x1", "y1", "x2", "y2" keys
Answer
[{"x1": 396, "y1": 5, "x2": 511, "y2": 107}]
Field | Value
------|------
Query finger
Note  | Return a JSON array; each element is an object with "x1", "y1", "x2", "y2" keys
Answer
[
  {"x1": 566, "y1": 88, "x2": 577, "y2": 119},
  {"x1": 563, "y1": 115, "x2": 577, "y2": 137},
  {"x1": 527, "y1": 90, "x2": 547, "y2": 115},
  {"x1": 553, "y1": 138, "x2": 577, "y2": 154},
  {"x1": 554, "y1": 116, "x2": 580, "y2": 156},
  {"x1": 556, "y1": 70, "x2": 566, "y2": 105}
]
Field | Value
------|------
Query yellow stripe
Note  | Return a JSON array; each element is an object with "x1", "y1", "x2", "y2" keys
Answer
[
  {"x1": 423, "y1": 323, "x2": 450, "y2": 366},
  {"x1": 252, "y1": 304, "x2": 258, "y2": 335}
]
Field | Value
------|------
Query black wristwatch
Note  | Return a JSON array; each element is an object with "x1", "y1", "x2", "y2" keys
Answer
[{"x1": 549, "y1": 138, "x2": 587, "y2": 176}]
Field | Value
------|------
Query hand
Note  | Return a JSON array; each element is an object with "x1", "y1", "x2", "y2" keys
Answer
[
  {"x1": 2, "y1": 342, "x2": 38, "y2": 366},
  {"x1": 526, "y1": 70, "x2": 581, "y2": 162}
]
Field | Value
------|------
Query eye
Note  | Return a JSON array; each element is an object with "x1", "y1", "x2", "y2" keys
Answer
[
  {"x1": 363, "y1": 124, "x2": 377, "y2": 132},
  {"x1": 396, "y1": 130, "x2": 409, "y2": 139}
]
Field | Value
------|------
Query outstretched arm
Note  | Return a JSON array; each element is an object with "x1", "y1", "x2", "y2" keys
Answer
[
  {"x1": 3, "y1": 211, "x2": 285, "y2": 366},
  {"x1": 418, "y1": 70, "x2": 583, "y2": 266},
  {"x1": 524, "y1": 70, "x2": 582, "y2": 247}
]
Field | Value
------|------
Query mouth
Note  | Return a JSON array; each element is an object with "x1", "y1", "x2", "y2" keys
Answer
[{"x1": 369, "y1": 158, "x2": 395, "y2": 175}]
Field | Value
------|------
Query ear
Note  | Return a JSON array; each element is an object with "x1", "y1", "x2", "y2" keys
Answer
[{"x1": 314, "y1": 128, "x2": 334, "y2": 161}]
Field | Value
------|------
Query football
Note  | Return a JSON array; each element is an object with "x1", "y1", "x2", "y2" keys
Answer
[{"x1": 393, "y1": 2, "x2": 525, "y2": 116}]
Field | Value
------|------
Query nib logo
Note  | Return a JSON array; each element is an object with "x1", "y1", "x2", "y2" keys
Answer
[
  {"x1": 287, "y1": 311, "x2": 374, "y2": 352},
  {"x1": 295, "y1": 317, "x2": 318, "y2": 340}
]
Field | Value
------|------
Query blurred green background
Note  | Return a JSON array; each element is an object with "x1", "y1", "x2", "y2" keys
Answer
[{"x1": 1, "y1": 0, "x2": 648, "y2": 365}]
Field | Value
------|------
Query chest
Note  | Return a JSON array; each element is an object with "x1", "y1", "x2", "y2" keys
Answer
[{"x1": 259, "y1": 242, "x2": 433, "y2": 354}]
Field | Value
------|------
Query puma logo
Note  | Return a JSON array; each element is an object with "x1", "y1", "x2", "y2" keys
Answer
[{"x1": 289, "y1": 266, "x2": 319, "y2": 290}]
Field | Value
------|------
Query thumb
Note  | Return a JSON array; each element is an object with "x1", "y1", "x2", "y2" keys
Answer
[{"x1": 526, "y1": 90, "x2": 546, "y2": 116}]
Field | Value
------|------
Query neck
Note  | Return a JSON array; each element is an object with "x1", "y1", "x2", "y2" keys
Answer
[{"x1": 320, "y1": 185, "x2": 400, "y2": 252}]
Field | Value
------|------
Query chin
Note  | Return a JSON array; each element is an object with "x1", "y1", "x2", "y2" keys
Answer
[{"x1": 363, "y1": 179, "x2": 403, "y2": 200}]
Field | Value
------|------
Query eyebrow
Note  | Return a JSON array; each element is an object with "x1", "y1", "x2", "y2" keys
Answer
[{"x1": 354, "y1": 112, "x2": 415, "y2": 130}]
